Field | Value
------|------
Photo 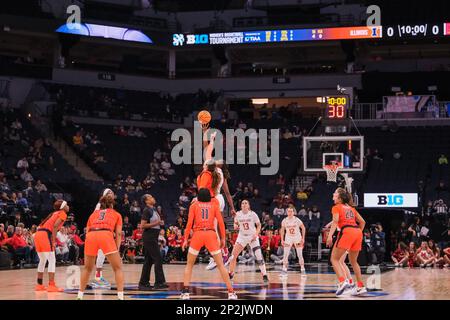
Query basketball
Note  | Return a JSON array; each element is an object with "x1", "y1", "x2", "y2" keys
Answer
[{"x1": 197, "y1": 110, "x2": 211, "y2": 124}]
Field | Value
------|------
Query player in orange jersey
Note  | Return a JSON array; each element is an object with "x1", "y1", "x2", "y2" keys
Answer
[
  {"x1": 180, "y1": 188, "x2": 237, "y2": 300},
  {"x1": 77, "y1": 194, "x2": 124, "y2": 300},
  {"x1": 326, "y1": 187, "x2": 367, "y2": 297},
  {"x1": 34, "y1": 199, "x2": 69, "y2": 292}
]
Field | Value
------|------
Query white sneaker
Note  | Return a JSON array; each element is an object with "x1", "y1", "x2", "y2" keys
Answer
[
  {"x1": 300, "y1": 267, "x2": 306, "y2": 274},
  {"x1": 228, "y1": 292, "x2": 238, "y2": 300},
  {"x1": 206, "y1": 258, "x2": 217, "y2": 270},
  {"x1": 180, "y1": 292, "x2": 190, "y2": 300},
  {"x1": 351, "y1": 286, "x2": 368, "y2": 296},
  {"x1": 335, "y1": 280, "x2": 351, "y2": 296}
]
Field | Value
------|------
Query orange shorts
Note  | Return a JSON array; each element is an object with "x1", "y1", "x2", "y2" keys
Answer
[
  {"x1": 84, "y1": 230, "x2": 118, "y2": 257},
  {"x1": 189, "y1": 230, "x2": 221, "y2": 255},
  {"x1": 336, "y1": 227, "x2": 362, "y2": 252},
  {"x1": 34, "y1": 230, "x2": 53, "y2": 252}
]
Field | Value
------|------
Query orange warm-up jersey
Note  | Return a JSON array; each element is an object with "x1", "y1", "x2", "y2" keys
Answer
[
  {"x1": 40, "y1": 210, "x2": 67, "y2": 230},
  {"x1": 87, "y1": 208, "x2": 123, "y2": 232},
  {"x1": 185, "y1": 198, "x2": 224, "y2": 237},
  {"x1": 197, "y1": 170, "x2": 215, "y2": 197},
  {"x1": 331, "y1": 203, "x2": 359, "y2": 229}
]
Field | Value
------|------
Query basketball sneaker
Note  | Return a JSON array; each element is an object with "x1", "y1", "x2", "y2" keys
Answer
[
  {"x1": 47, "y1": 285, "x2": 64, "y2": 292},
  {"x1": 279, "y1": 269, "x2": 288, "y2": 278},
  {"x1": 224, "y1": 255, "x2": 233, "y2": 267},
  {"x1": 228, "y1": 292, "x2": 238, "y2": 300},
  {"x1": 206, "y1": 257, "x2": 217, "y2": 270},
  {"x1": 91, "y1": 277, "x2": 111, "y2": 289},
  {"x1": 351, "y1": 286, "x2": 368, "y2": 296},
  {"x1": 35, "y1": 284, "x2": 47, "y2": 291},
  {"x1": 335, "y1": 280, "x2": 351, "y2": 297},
  {"x1": 262, "y1": 275, "x2": 269, "y2": 284},
  {"x1": 300, "y1": 266, "x2": 306, "y2": 274},
  {"x1": 180, "y1": 289, "x2": 191, "y2": 300}
]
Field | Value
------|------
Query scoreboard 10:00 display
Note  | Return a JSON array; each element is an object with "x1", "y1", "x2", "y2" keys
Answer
[{"x1": 325, "y1": 96, "x2": 349, "y2": 119}]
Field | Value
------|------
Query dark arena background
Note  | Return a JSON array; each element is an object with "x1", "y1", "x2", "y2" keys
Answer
[{"x1": 0, "y1": 0, "x2": 449, "y2": 309}]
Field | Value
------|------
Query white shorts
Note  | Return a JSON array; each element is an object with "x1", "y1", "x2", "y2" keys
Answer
[
  {"x1": 215, "y1": 194, "x2": 225, "y2": 212},
  {"x1": 284, "y1": 235, "x2": 302, "y2": 246},
  {"x1": 236, "y1": 234, "x2": 259, "y2": 248}
]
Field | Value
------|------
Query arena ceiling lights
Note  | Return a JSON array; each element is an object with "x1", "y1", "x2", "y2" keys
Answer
[{"x1": 56, "y1": 23, "x2": 153, "y2": 44}]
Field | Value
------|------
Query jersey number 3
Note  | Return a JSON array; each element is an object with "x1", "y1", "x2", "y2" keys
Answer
[{"x1": 98, "y1": 210, "x2": 106, "y2": 221}]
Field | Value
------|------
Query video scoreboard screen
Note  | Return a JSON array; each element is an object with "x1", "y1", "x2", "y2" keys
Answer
[
  {"x1": 173, "y1": 26, "x2": 382, "y2": 46},
  {"x1": 172, "y1": 22, "x2": 450, "y2": 47}
]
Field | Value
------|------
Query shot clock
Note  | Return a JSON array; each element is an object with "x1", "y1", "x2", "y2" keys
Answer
[{"x1": 325, "y1": 96, "x2": 349, "y2": 119}]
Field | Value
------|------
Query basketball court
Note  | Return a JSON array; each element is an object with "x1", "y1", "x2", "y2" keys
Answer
[{"x1": 0, "y1": 264, "x2": 448, "y2": 300}]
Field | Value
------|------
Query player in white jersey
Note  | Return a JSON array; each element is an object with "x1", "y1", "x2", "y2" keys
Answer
[
  {"x1": 228, "y1": 200, "x2": 269, "y2": 284},
  {"x1": 89, "y1": 188, "x2": 114, "y2": 289},
  {"x1": 280, "y1": 207, "x2": 307, "y2": 277}
]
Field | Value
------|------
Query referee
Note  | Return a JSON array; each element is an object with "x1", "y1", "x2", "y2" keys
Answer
[{"x1": 138, "y1": 194, "x2": 168, "y2": 291}]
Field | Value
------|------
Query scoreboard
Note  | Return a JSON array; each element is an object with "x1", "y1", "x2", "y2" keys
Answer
[
  {"x1": 325, "y1": 96, "x2": 349, "y2": 120},
  {"x1": 173, "y1": 26, "x2": 382, "y2": 46},
  {"x1": 172, "y1": 22, "x2": 450, "y2": 47}
]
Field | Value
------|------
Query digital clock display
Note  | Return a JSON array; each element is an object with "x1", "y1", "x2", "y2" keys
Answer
[{"x1": 326, "y1": 96, "x2": 348, "y2": 119}]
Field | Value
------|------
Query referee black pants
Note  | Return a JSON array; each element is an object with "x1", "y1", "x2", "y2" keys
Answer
[{"x1": 139, "y1": 229, "x2": 166, "y2": 285}]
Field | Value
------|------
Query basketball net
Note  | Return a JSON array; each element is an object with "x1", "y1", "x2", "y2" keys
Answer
[{"x1": 323, "y1": 164, "x2": 340, "y2": 183}]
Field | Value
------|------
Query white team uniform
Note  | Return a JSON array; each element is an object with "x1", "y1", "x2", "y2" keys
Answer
[
  {"x1": 282, "y1": 216, "x2": 303, "y2": 245},
  {"x1": 234, "y1": 210, "x2": 261, "y2": 247},
  {"x1": 215, "y1": 167, "x2": 225, "y2": 211}
]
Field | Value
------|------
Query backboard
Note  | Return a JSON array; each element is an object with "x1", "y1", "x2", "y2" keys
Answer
[{"x1": 303, "y1": 136, "x2": 364, "y2": 173}]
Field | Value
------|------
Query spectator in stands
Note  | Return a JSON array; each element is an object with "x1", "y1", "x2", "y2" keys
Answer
[
  {"x1": 161, "y1": 157, "x2": 174, "y2": 176},
  {"x1": 296, "y1": 188, "x2": 308, "y2": 201},
  {"x1": 56, "y1": 227, "x2": 70, "y2": 264},
  {"x1": 72, "y1": 131, "x2": 85, "y2": 149},
  {"x1": 17, "y1": 157, "x2": 29, "y2": 171},
  {"x1": 130, "y1": 200, "x2": 142, "y2": 225},
  {"x1": 122, "y1": 216, "x2": 133, "y2": 238},
  {"x1": 396, "y1": 221, "x2": 410, "y2": 245},
  {"x1": 309, "y1": 205, "x2": 321, "y2": 220},
  {"x1": 93, "y1": 151, "x2": 106, "y2": 164},
  {"x1": 438, "y1": 154, "x2": 448, "y2": 165},
  {"x1": 262, "y1": 219, "x2": 276, "y2": 233},
  {"x1": 0, "y1": 224, "x2": 7, "y2": 243},
  {"x1": 409, "y1": 217, "x2": 422, "y2": 244},
  {"x1": 135, "y1": 128, "x2": 146, "y2": 138},
  {"x1": 369, "y1": 223, "x2": 386, "y2": 265},
  {"x1": 34, "y1": 180, "x2": 47, "y2": 193},
  {"x1": 20, "y1": 170, "x2": 34, "y2": 183},
  {"x1": 391, "y1": 242, "x2": 408, "y2": 267},
  {"x1": 132, "y1": 224, "x2": 143, "y2": 242},
  {"x1": 6, "y1": 226, "x2": 32, "y2": 265},
  {"x1": 6, "y1": 225, "x2": 14, "y2": 238},
  {"x1": 434, "y1": 199, "x2": 448, "y2": 215},
  {"x1": 158, "y1": 229, "x2": 168, "y2": 261},
  {"x1": 158, "y1": 169, "x2": 168, "y2": 181},
  {"x1": 276, "y1": 174, "x2": 285, "y2": 186}
]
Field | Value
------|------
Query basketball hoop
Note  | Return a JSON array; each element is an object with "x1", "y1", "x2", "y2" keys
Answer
[{"x1": 323, "y1": 163, "x2": 341, "y2": 182}]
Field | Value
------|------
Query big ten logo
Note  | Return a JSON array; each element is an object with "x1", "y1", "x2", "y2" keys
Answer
[
  {"x1": 377, "y1": 195, "x2": 404, "y2": 206},
  {"x1": 66, "y1": 265, "x2": 81, "y2": 289},
  {"x1": 186, "y1": 34, "x2": 208, "y2": 45},
  {"x1": 366, "y1": 265, "x2": 381, "y2": 290},
  {"x1": 366, "y1": 5, "x2": 381, "y2": 27},
  {"x1": 66, "y1": 5, "x2": 81, "y2": 30}
]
